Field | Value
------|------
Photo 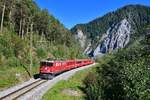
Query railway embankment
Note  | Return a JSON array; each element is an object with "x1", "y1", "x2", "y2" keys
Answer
[
  {"x1": 0, "y1": 63, "x2": 96, "y2": 100},
  {"x1": 42, "y1": 63, "x2": 97, "y2": 100}
]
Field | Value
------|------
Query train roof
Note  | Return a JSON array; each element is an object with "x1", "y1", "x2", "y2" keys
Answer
[
  {"x1": 41, "y1": 58, "x2": 66, "y2": 62},
  {"x1": 40, "y1": 58, "x2": 92, "y2": 63}
]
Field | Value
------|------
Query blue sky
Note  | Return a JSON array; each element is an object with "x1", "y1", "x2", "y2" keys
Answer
[{"x1": 34, "y1": 0, "x2": 150, "y2": 29}]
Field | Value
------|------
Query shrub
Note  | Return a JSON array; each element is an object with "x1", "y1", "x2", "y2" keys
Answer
[
  {"x1": 7, "y1": 57, "x2": 20, "y2": 67},
  {"x1": 84, "y1": 72, "x2": 103, "y2": 100},
  {"x1": 84, "y1": 34, "x2": 150, "y2": 100},
  {"x1": 37, "y1": 48, "x2": 47, "y2": 58}
]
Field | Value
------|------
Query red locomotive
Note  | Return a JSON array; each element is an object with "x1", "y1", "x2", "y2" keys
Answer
[{"x1": 39, "y1": 58, "x2": 94, "y2": 79}]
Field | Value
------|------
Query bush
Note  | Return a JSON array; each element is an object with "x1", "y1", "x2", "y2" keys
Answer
[
  {"x1": 37, "y1": 48, "x2": 47, "y2": 58},
  {"x1": 3, "y1": 48, "x2": 14, "y2": 58},
  {"x1": 13, "y1": 38, "x2": 26, "y2": 57},
  {"x1": 84, "y1": 34, "x2": 150, "y2": 100},
  {"x1": 84, "y1": 72, "x2": 103, "y2": 100},
  {"x1": 7, "y1": 57, "x2": 20, "y2": 67}
]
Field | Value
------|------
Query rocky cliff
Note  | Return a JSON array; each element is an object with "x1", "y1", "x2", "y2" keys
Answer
[
  {"x1": 93, "y1": 18, "x2": 131, "y2": 56},
  {"x1": 71, "y1": 5, "x2": 150, "y2": 57}
]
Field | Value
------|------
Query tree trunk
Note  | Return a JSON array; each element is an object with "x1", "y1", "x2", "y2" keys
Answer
[
  {"x1": 19, "y1": 8, "x2": 23, "y2": 37},
  {"x1": 29, "y1": 22, "x2": 33, "y2": 77},
  {"x1": 9, "y1": 0, "x2": 15, "y2": 30},
  {"x1": 21, "y1": 18, "x2": 25, "y2": 39},
  {"x1": 26, "y1": 24, "x2": 29, "y2": 36},
  {"x1": 26, "y1": 17, "x2": 31, "y2": 37},
  {"x1": 0, "y1": 2, "x2": 6, "y2": 33},
  {"x1": 9, "y1": 5, "x2": 13, "y2": 29},
  {"x1": 19, "y1": 18, "x2": 22, "y2": 37},
  {"x1": 9, "y1": 10, "x2": 12, "y2": 29},
  {"x1": 40, "y1": 31, "x2": 44, "y2": 41}
]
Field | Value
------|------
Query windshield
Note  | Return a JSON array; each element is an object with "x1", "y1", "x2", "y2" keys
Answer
[{"x1": 40, "y1": 62, "x2": 53, "y2": 67}]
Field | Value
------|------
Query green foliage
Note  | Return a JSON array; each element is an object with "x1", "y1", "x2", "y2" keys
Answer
[
  {"x1": 36, "y1": 48, "x2": 47, "y2": 58},
  {"x1": 43, "y1": 67, "x2": 93, "y2": 100},
  {"x1": 0, "y1": 0, "x2": 85, "y2": 90},
  {"x1": 14, "y1": 41, "x2": 26, "y2": 56},
  {"x1": 33, "y1": 9, "x2": 50, "y2": 34},
  {"x1": 0, "y1": 0, "x2": 75, "y2": 46},
  {"x1": 84, "y1": 72, "x2": 102, "y2": 100},
  {"x1": 46, "y1": 44, "x2": 86, "y2": 59},
  {"x1": 84, "y1": 33, "x2": 150, "y2": 100},
  {"x1": 0, "y1": 29, "x2": 84, "y2": 70},
  {"x1": 7, "y1": 57, "x2": 20, "y2": 67},
  {"x1": 0, "y1": 66, "x2": 38, "y2": 90},
  {"x1": 0, "y1": 0, "x2": 84, "y2": 68}
]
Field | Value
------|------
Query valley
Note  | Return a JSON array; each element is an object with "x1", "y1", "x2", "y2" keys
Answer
[{"x1": 0, "y1": 1, "x2": 150, "y2": 100}]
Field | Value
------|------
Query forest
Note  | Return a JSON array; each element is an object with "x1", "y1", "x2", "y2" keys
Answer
[{"x1": 0, "y1": 0, "x2": 85, "y2": 89}]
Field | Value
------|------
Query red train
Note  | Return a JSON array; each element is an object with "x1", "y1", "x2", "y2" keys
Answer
[{"x1": 39, "y1": 58, "x2": 94, "y2": 79}]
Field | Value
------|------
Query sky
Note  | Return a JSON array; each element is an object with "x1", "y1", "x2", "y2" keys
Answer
[{"x1": 34, "y1": 0, "x2": 150, "y2": 29}]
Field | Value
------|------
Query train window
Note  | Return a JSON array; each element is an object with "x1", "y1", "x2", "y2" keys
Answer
[
  {"x1": 47, "y1": 63, "x2": 53, "y2": 66},
  {"x1": 40, "y1": 62, "x2": 53, "y2": 67},
  {"x1": 40, "y1": 62, "x2": 45, "y2": 66},
  {"x1": 56, "y1": 63, "x2": 61, "y2": 66},
  {"x1": 77, "y1": 61, "x2": 82, "y2": 64}
]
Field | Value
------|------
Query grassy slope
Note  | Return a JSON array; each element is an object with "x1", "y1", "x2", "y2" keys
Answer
[
  {"x1": 42, "y1": 66, "x2": 96, "y2": 100},
  {"x1": 0, "y1": 29, "x2": 85, "y2": 90},
  {"x1": 0, "y1": 66, "x2": 39, "y2": 91}
]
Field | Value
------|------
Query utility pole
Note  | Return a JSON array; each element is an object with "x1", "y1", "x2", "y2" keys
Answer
[{"x1": 29, "y1": 22, "x2": 33, "y2": 77}]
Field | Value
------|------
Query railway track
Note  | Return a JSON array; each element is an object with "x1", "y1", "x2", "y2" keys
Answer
[{"x1": 0, "y1": 79, "x2": 47, "y2": 100}]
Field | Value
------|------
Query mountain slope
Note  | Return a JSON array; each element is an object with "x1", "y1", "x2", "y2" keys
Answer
[
  {"x1": 71, "y1": 5, "x2": 150, "y2": 57},
  {"x1": 84, "y1": 29, "x2": 150, "y2": 100}
]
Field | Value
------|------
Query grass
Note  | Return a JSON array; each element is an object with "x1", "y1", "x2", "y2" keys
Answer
[
  {"x1": 42, "y1": 67, "x2": 95, "y2": 100},
  {"x1": 0, "y1": 29, "x2": 86, "y2": 91},
  {"x1": 0, "y1": 66, "x2": 39, "y2": 90}
]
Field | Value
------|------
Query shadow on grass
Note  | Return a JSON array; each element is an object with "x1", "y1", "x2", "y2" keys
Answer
[
  {"x1": 22, "y1": 65, "x2": 40, "y2": 79},
  {"x1": 22, "y1": 65, "x2": 32, "y2": 77},
  {"x1": 33, "y1": 74, "x2": 40, "y2": 79},
  {"x1": 78, "y1": 86, "x2": 87, "y2": 100}
]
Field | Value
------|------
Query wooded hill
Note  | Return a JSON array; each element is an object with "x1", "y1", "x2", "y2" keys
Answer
[
  {"x1": 71, "y1": 5, "x2": 150, "y2": 45},
  {"x1": 0, "y1": 0, "x2": 84, "y2": 69},
  {"x1": 0, "y1": 1, "x2": 86, "y2": 89},
  {"x1": 0, "y1": 0, "x2": 74, "y2": 45}
]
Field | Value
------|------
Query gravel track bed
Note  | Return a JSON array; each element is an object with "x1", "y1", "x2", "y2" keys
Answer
[
  {"x1": 0, "y1": 63, "x2": 96, "y2": 100},
  {"x1": 0, "y1": 78, "x2": 41, "y2": 98}
]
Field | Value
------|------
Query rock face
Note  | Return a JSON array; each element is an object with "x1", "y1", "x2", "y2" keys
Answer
[
  {"x1": 75, "y1": 19, "x2": 132, "y2": 57},
  {"x1": 93, "y1": 19, "x2": 131, "y2": 56},
  {"x1": 75, "y1": 29, "x2": 87, "y2": 48}
]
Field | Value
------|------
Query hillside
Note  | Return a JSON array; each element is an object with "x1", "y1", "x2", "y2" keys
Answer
[
  {"x1": 84, "y1": 26, "x2": 150, "y2": 100},
  {"x1": 71, "y1": 5, "x2": 150, "y2": 57},
  {"x1": 0, "y1": 0, "x2": 84, "y2": 89},
  {"x1": 71, "y1": 4, "x2": 150, "y2": 100}
]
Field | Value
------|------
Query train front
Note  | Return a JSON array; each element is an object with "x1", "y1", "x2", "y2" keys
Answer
[{"x1": 39, "y1": 60, "x2": 55, "y2": 79}]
